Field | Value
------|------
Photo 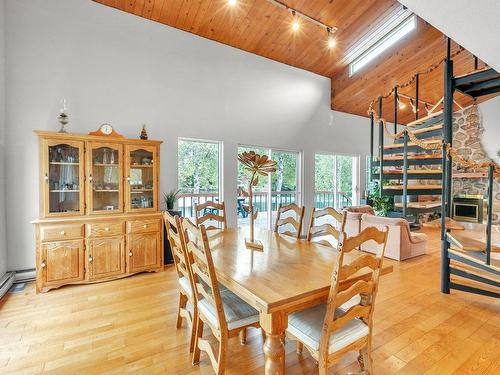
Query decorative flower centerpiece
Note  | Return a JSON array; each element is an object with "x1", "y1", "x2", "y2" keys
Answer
[{"x1": 238, "y1": 151, "x2": 277, "y2": 249}]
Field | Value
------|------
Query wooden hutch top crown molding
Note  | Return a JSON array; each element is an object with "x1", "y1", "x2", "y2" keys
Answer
[{"x1": 34, "y1": 130, "x2": 163, "y2": 146}]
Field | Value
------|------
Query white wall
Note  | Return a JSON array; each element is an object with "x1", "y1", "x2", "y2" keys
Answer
[
  {"x1": 479, "y1": 96, "x2": 500, "y2": 162},
  {"x1": 0, "y1": 0, "x2": 7, "y2": 278},
  {"x1": 4, "y1": 0, "x2": 371, "y2": 271},
  {"x1": 400, "y1": 0, "x2": 500, "y2": 72}
]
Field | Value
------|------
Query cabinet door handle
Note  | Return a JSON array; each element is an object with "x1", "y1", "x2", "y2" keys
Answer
[
  {"x1": 41, "y1": 261, "x2": 46, "y2": 268},
  {"x1": 88, "y1": 256, "x2": 93, "y2": 263},
  {"x1": 129, "y1": 251, "x2": 133, "y2": 257}
]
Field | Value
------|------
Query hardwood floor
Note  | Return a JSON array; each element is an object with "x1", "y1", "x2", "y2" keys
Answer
[{"x1": 1, "y1": 228, "x2": 499, "y2": 374}]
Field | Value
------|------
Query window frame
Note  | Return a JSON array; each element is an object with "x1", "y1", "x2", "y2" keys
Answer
[
  {"x1": 349, "y1": 14, "x2": 417, "y2": 76},
  {"x1": 177, "y1": 137, "x2": 223, "y2": 217},
  {"x1": 237, "y1": 144, "x2": 302, "y2": 230}
]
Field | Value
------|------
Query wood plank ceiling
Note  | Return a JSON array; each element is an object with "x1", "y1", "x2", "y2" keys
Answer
[{"x1": 93, "y1": 0, "x2": 496, "y2": 124}]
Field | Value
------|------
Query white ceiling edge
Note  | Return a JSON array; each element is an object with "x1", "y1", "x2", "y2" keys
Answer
[{"x1": 399, "y1": 0, "x2": 500, "y2": 72}]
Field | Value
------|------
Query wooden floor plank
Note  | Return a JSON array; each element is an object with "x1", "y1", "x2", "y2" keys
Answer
[{"x1": 0, "y1": 228, "x2": 499, "y2": 374}]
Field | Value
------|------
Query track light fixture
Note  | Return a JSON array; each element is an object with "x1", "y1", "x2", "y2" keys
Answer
[
  {"x1": 327, "y1": 28, "x2": 336, "y2": 49},
  {"x1": 265, "y1": 0, "x2": 338, "y2": 45}
]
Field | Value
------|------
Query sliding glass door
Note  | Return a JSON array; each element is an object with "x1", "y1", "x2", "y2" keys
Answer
[
  {"x1": 314, "y1": 153, "x2": 360, "y2": 209},
  {"x1": 238, "y1": 146, "x2": 301, "y2": 230}
]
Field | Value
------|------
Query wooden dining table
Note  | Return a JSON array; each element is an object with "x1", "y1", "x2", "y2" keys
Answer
[{"x1": 206, "y1": 227, "x2": 393, "y2": 375}]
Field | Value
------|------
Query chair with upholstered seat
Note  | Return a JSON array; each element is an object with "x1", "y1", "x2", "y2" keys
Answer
[
  {"x1": 194, "y1": 200, "x2": 227, "y2": 230},
  {"x1": 307, "y1": 207, "x2": 346, "y2": 248},
  {"x1": 274, "y1": 203, "x2": 305, "y2": 239},
  {"x1": 286, "y1": 226, "x2": 389, "y2": 374},
  {"x1": 163, "y1": 211, "x2": 197, "y2": 352},
  {"x1": 181, "y1": 218, "x2": 260, "y2": 374}
]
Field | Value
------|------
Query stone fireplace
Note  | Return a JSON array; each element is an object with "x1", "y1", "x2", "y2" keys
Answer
[{"x1": 452, "y1": 105, "x2": 499, "y2": 224}]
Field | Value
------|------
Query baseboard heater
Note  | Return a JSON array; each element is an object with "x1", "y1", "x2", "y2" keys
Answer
[{"x1": 0, "y1": 272, "x2": 16, "y2": 299}]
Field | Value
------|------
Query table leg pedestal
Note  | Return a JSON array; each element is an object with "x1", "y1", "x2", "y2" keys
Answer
[{"x1": 260, "y1": 312, "x2": 287, "y2": 375}]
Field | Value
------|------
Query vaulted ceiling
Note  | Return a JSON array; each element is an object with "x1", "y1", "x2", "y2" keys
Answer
[{"x1": 93, "y1": 0, "x2": 497, "y2": 124}]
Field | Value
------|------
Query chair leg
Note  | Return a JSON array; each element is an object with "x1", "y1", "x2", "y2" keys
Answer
[
  {"x1": 176, "y1": 292, "x2": 188, "y2": 329},
  {"x1": 217, "y1": 335, "x2": 228, "y2": 375},
  {"x1": 239, "y1": 328, "x2": 247, "y2": 345},
  {"x1": 358, "y1": 345, "x2": 373, "y2": 374},
  {"x1": 188, "y1": 308, "x2": 197, "y2": 353},
  {"x1": 192, "y1": 318, "x2": 204, "y2": 365},
  {"x1": 296, "y1": 342, "x2": 303, "y2": 355}
]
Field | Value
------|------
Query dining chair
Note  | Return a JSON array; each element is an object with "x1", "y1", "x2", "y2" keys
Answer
[
  {"x1": 163, "y1": 211, "x2": 197, "y2": 352},
  {"x1": 274, "y1": 203, "x2": 305, "y2": 239},
  {"x1": 286, "y1": 226, "x2": 389, "y2": 375},
  {"x1": 194, "y1": 200, "x2": 227, "y2": 230},
  {"x1": 181, "y1": 218, "x2": 261, "y2": 374},
  {"x1": 307, "y1": 207, "x2": 347, "y2": 247}
]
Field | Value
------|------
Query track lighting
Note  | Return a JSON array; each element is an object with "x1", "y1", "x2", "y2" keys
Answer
[
  {"x1": 327, "y1": 28, "x2": 336, "y2": 49},
  {"x1": 291, "y1": 11, "x2": 300, "y2": 32}
]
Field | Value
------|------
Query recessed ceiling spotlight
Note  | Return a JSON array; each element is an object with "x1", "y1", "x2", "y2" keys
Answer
[{"x1": 228, "y1": 0, "x2": 237, "y2": 6}]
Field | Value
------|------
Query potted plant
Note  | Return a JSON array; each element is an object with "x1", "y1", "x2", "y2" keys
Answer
[
  {"x1": 163, "y1": 189, "x2": 180, "y2": 211},
  {"x1": 367, "y1": 181, "x2": 395, "y2": 216}
]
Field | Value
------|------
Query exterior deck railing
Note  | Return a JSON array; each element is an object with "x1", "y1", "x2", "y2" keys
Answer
[
  {"x1": 314, "y1": 191, "x2": 352, "y2": 209},
  {"x1": 177, "y1": 190, "x2": 352, "y2": 218}
]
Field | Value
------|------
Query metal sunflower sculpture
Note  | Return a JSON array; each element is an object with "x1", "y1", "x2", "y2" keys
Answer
[{"x1": 238, "y1": 151, "x2": 277, "y2": 249}]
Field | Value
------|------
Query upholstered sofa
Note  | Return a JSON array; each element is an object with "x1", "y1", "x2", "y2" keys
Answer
[{"x1": 343, "y1": 206, "x2": 428, "y2": 261}]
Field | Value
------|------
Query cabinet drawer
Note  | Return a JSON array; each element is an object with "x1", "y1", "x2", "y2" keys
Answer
[
  {"x1": 40, "y1": 224, "x2": 84, "y2": 242},
  {"x1": 127, "y1": 218, "x2": 161, "y2": 234},
  {"x1": 87, "y1": 222, "x2": 124, "y2": 238}
]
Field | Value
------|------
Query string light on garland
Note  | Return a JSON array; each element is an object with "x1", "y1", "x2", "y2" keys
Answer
[{"x1": 397, "y1": 97, "x2": 406, "y2": 110}]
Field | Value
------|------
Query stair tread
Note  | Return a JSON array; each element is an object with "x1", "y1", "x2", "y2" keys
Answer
[
  {"x1": 394, "y1": 201, "x2": 442, "y2": 209},
  {"x1": 382, "y1": 169, "x2": 442, "y2": 174},
  {"x1": 448, "y1": 229, "x2": 500, "y2": 253},
  {"x1": 383, "y1": 184, "x2": 442, "y2": 190},
  {"x1": 450, "y1": 263, "x2": 500, "y2": 284},
  {"x1": 406, "y1": 111, "x2": 443, "y2": 127},
  {"x1": 448, "y1": 247, "x2": 500, "y2": 273},
  {"x1": 384, "y1": 139, "x2": 442, "y2": 149},
  {"x1": 410, "y1": 123, "x2": 443, "y2": 135},
  {"x1": 378, "y1": 154, "x2": 442, "y2": 161},
  {"x1": 450, "y1": 276, "x2": 500, "y2": 294}
]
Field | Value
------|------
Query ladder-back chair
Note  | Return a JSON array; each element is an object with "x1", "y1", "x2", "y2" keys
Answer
[
  {"x1": 307, "y1": 207, "x2": 347, "y2": 247},
  {"x1": 286, "y1": 226, "x2": 389, "y2": 374},
  {"x1": 163, "y1": 211, "x2": 197, "y2": 352},
  {"x1": 194, "y1": 200, "x2": 227, "y2": 230},
  {"x1": 274, "y1": 203, "x2": 305, "y2": 239},
  {"x1": 181, "y1": 218, "x2": 260, "y2": 374}
]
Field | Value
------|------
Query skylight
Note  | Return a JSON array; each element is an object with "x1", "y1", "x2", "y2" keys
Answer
[{"x1": 347, "y1": 9, "x2": 417, "y2": 76}]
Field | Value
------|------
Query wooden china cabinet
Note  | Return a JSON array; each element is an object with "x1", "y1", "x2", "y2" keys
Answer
[{"x1": 32, "y1": 129, "x2": 163, "y2": 293}]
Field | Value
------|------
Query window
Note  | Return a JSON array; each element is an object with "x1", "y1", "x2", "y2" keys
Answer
[
  {"x1": 177, "y1": 138, "x2": 222, "y2": 218},
  {"x1": 237, "y1": 146, "x2": 301, "y2": 230},
  {"x1": 348, "y1": 10, "x2": 416, "y2": 76},
  {"x1": 314, "y1": 153, "x2": 360, "y2": 209}
]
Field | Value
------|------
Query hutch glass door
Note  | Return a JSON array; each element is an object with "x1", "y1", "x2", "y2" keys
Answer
[
  {"x1": 88, "y1": 143, "x2": 123, "y2": 214},
  {"x1": 125, "y1": 145, "x2": 157, "y2": 212},
  {"x1": 44, "y1": 140, "x2": 85, "y2": 216}
]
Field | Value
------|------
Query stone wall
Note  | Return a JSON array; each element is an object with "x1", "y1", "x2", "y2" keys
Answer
[{"x1": 452, "y1": 105, "x2": 500, "y2": 223}]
